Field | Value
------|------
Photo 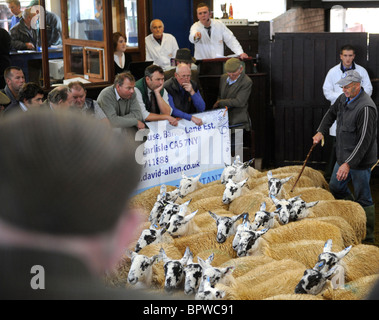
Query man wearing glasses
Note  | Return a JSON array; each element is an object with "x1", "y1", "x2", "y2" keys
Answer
[{"x1": 164, "y1": 63, "x2": 205, "y2": 126}]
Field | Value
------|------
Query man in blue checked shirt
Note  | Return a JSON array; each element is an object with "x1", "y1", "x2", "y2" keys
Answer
[{"x1": 164, "y1": 63, "x2": 205, "y2": 126}]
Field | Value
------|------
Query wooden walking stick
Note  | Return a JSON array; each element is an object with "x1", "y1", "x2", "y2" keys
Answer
[
  {"x1": 372, "y1": 159, "x2": 379, "y2": 172},
  {"x1": 290, "y1": 140, "x2": 322, "y2": 193}
]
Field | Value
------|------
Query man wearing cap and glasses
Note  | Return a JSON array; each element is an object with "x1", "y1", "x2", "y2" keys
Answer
[{"x1": 313, "y1": 70, "x2": 378, "y2": 243}]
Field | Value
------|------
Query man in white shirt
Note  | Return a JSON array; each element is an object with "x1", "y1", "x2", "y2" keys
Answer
[
  {"x1": 189, "y1": 3, "x2": 248, "y2": 60},
  {"x1": 322, "y1": 44, "x2": 373, "y2": 178},
  {"x1": 323, "y1": 44, "x2": 373, "y2": 136},
  {"x1": 145, "y1": 19, "x2": 179, "y2": 71}
]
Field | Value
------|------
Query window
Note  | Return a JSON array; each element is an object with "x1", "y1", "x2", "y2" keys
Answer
[
  {"x1": 213, "y1": 0, "x2": 286, "y2": 21},
  {"x1": 330, "y1": 6, "x2": 379, "y2": 33},
  {"x1": 61, "y1": 0, "x2": 110, "y2": 83}
]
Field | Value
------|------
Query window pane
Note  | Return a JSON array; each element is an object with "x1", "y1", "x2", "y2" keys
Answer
[
  {"x1": 69, "y1": 45, "x2": 84, "y2": 74},
  {"x1": 67, "y1": 0, "x2": 103, "y2": 41},
  {"x1": 125, "y1": 0, "x2": 138, "y2": 47}
]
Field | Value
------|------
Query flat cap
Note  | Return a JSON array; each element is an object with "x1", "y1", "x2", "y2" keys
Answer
[
  {"x1": 0, "y1": 91, "x2": 11, "y2": 105},
  {"x1": 336, "y1": 70, "x2": 362, "y2": 87},
  {"x1": 225, "y1": 58, "x2": 241, "y2": 73}
]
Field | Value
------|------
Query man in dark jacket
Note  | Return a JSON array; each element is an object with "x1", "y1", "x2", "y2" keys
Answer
[
  {"x1": 10, "y1": 7, "x2": 38, "y2": 50},
  {"x1": 313, "y1": 70, "x2": 378, "y2": 243},
  {"x1": 164, "y1": 63, "x2": 205, "y2": 126},
  {"x1": 213, "y1": 58, "x2": 252, "y2": 131}
]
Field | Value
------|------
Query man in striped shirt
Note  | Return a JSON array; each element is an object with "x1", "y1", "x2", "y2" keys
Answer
[{"x1": 313, "y1": 70, "x2": 378, "y2": 243}]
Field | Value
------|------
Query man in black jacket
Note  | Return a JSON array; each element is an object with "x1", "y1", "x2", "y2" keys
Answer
[{"x1": 313, "y1": 70, "x2": 378, "y2": 243}]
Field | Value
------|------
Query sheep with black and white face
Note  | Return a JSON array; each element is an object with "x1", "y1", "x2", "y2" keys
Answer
[
  {"x1": 208, "y1": 211, "x2": 245, "y2": 243},
  {"x1": 184, "y1": 251, "x2": 214, "y2": 295},
  {"x1": 126, "y1": 250, "x2": 159, "y2": 288},
  {"x1": 160, "y1": 247, "x2": 191, "y2": 293}
]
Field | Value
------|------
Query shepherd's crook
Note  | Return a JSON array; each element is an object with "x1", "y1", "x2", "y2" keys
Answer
[
  {"x1": 372, "y1": 159, "x2": 379, "y2": 172},
  {"x1": 290, "y1": 142, "x2": 319, "y2": 193}
]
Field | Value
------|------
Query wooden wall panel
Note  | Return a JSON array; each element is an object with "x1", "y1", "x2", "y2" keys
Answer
[{"x1": 271, "y1": 32, "x2": 369, "y2": 168}]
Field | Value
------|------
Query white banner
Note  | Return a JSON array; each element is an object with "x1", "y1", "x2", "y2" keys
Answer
[{"x1": 134, "y1": 109, "x2": 231, "y2": 194}]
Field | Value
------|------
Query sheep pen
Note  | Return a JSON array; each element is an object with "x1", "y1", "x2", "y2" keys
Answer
[{"x1": 109, "y1": 164, "x2": 379, "y2": 300}]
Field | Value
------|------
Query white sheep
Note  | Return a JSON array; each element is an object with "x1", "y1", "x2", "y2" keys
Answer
[
  {"x1": 232, "y1": 213, "x2": 253, "y2": 251},
  {"x1": 220, "y1": 157, "x2": 256, "y2": 184},
  {"x1": 263, "y1": 219, "x2": 345, "y2": 250},
  {"x1": 208, "y1": 211, "x2": 246, "y2": 243},
  {"x1": 159, "y1": 247, "x2": 191, "y2": 293},
  {"x1": 267, "y1": 170, "x2": 293, "y2": 198},
  {"x1": 307, "y1": 200, "x2": 367, "y2": 242},
  {"x1": 195, "y1": 257, "x2": 235, "y2": 300},
  {"x1": 195, "y1": 277, "x2": 226, "y2": 300},
  {"x1": 159, "y1": 199, "x2": 191, "y2": 228},
  {"x1": 165, "y1": 208, "x2": 200, "y2": 237},
  {"x1": 222, "y1": 178, "x2": 249, "y2": 204},
  {"x1": 215, "y1": 259, "x2": 306, "y2": 300},
  {"x1": 251, "y1": 202, "x2": 278, "y2": 230},
  {"x1": 294, "y1": 267, "x2": 337, "y2": 295},
  {"x1": 125, "y1": 250, "x2": 159, "y2": 288},
  {"x1": 184, "y1": 251, "x2": 214, "y2": 295},
  {"x1": 270, "y1": 195, "x2": 318, "y2": 225},
  {"x1": 234, "y1": 227, "x2": 269, "y2": 257},
  {"x1": 313, "y1": 239, "x2": 352, "y2": 275},
  {"x1": 178, "y1": 173, "x2": 202, "y2": 198},
  {"x1": 135, "y1": 224, "x2": 170, "y2": 252}
]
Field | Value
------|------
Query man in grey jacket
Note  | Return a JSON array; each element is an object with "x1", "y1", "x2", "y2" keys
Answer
[
  {"x1": 97, "y1": 72, "x2": 145, "y2": 134},
  {"x1": 213, "y1": 58, "x2": 252, "y2": 131},
  {"x1": 313, "y1": 70, "x2": 378, "y2": 243}
]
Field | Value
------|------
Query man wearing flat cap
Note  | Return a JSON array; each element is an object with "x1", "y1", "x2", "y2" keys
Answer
[
  {"x1": 313, "y1": 69, "x2": 378, "y2": 243},
  {"x1": 213, "y1": 57, "x2": 252, "y2": 131}
]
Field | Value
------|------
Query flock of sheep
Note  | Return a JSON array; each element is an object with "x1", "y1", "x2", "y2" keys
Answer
[{"x1": 106, "y1": 157, "x2": 379, "y2": 300}]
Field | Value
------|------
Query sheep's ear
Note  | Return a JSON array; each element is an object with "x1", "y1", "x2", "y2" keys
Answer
[
  {"x1": 336, "y1": 245, "x2": 352, "y2": 259},
  {"x1": 258, "y1": 228, "x2": 269, "y2": 237},
  {"x1": 126, "y1": 250, "x2": 137, "y2": 259},
  {"x1": 206, "y1": 253, "x2": 215, "y2": 264},
  {"x1": 159, "y1": 248, "x2": 169, "y2": 263},
  {"x1": 181, "y1": 172, "x2": 187, "y2": 179},
  {"x1": 184, "y1": 210, "x2": 198, "y2": 223},
  {"x1": 323, "y1": 239, "x2": 333, "y2": 253},
  {"x1": 160, "y1": 184, "x2": 167, "y2": 194},
  {"x1": 159, "y1": 227, "x2": 167, "y2": 236},
  {"x1": 267, "y1": 171, "x2": 273, "y2": 180},
  {"x1": 181, "y1": 247, "x2": 192, "y2": 264},
  {"x1": 280, "y1": 176, "x2": 293, "y2": 184},
  {"x1": 238, "y1": 178, "x2": 248, "y2": 188},
  {"x1": 243, "y1": 158, "x2": 254, "y2": 168},
  {"x1": 323, "y1": 266, "x2": 337, "y2": 279},
  {"x1": 234, "y1": 212, "x2": 246, "y2": 222},
  {"x1": 259, "y1": 202, "x2": 266, "y2": 211},
  {"x1": 306, "y1": 201, "x2": 319, "y2": 209},
  {"x1": 197, "y1": 257, "x2": 207, "y2": 268},
  {"x1": 223, "y1": 266, "x2": 235, "y2": 276},
  {"x1": 224, "y1": 162, "x2": 230, "y2": 167},
  {"x1": 208, "y1": 211, "x2": 219, "y2": 221},
  {"x1": 194, "y1": 173, "x2": 201, "y2": 181},
  {"x1": 150, "y1": 255, "x2": 159, "y2": 264}
]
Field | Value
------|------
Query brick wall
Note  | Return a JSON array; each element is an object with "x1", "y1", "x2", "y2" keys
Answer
[{"x1": 273, "y1": 8, "x2": 325, "y2": 33}]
